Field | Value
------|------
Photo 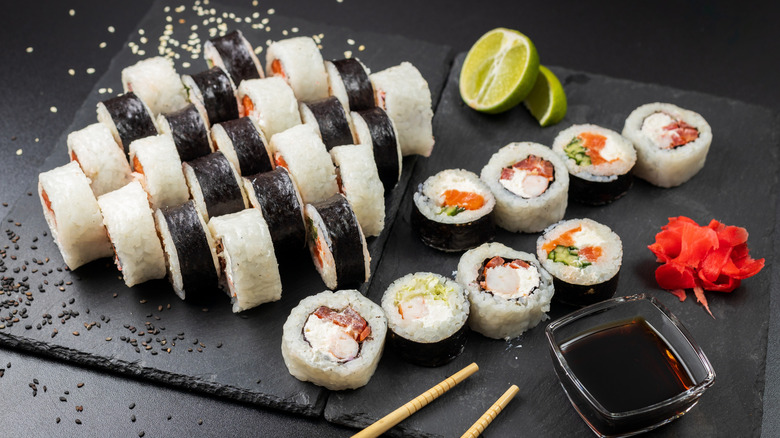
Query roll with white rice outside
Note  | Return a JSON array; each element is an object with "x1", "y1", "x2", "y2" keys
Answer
[
  {"x1": 238, "y1": 77, "x2": 301, "y2": 140},
  {"x1": 270, "y1": 124, "x2": 338, "y2": 204},
  {"x1": 67, "y1": 123, "x2": 133, "y2": 197},
  {"x1": 121, "y1": 56, "x2": 189, "y2": 115},
  {"x1": 128, "y1": 134, "x2": 190, "y2": 210},
  {"x1": 265, "y1": 36, "x2": 329, "y2": 102},
  {"x1": 456, "y1": 242, "x2": 554, "y2": 340},
  {"x1": 330, "y1": 144, "x2": 385, "y2": 237}
]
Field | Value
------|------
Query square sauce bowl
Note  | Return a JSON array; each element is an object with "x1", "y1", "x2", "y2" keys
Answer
[{"x1": 545, "y1": 294, "x2": 715, "y2": 437}]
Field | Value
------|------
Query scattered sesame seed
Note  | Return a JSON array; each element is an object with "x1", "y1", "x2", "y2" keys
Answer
[
  {"x1": 86, "y1": 68, "x2": 95, "y2": 74},
  {"x1": 358, "y1": 45, "x2": 365, "y2": 51},
  {"x1": 15, "y1": 149, "x2": 22, "y2": 156},
  {"x1": 50, "y1": 106, "x2": 57, "y2": 113},
  {"x1": 267, "y1": 8, "x2": 275, "y2": 14},
  {"x1": 26, "y1": 47, "x2": 33, "y2": 53},
  {"x1": 68, "y1": 9, "x2": 75, "y2": 16},
  {"x1": 68, "y1": 68, "x2": 75, "y2": 76},
  {"x1": 99, "y1": 42, "x2": 107, "y2": 49},
  {"x1": 347, "y1": 39, "x2": 355, "y2": 45},
  {"x1": 138, "y1": 29, "x2": 145, "y2": 35},
  {"x1": 344, "y1": 50, "x2": 352, "y2": 58},
  {"x1": 108, "y1": 26, "x2": 115, "y2": 33},
  {"x1": 35, "y1": 138, "x2": 39, "y2": 142}
]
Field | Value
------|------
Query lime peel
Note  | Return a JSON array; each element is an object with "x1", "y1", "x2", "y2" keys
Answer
[{"x1": 524, "y1": 65, "x2": 567, "y2": 127}]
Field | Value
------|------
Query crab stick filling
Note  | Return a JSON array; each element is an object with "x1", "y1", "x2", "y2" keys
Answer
[
  {"x1": 303, "y1": 305, "x2": 370, "y2": 362},
  {"x1": 640, "y1": 112, "x2": 699, "y2": 149},
  {"x1": 478, "y1": 256, "x2": 540, "y2": 299},
  {"x1": 500, "y1": 154, "x2": 554, "y2": 199},
  {"x1": 241, "y1": 95, "x2": 255, "y2": 118},
  {"x1": 41, "y1": 189, "x2": 56, "y2": 226},
  {"x1": 273, "y1": 152, "x2": 289, "y2": 170},
  {"x1": 270, "y1": 59, "x2": 286, "y2": 80},
  {"x1": 542, "y1": 225, "x2": 604, "y2": 268}
]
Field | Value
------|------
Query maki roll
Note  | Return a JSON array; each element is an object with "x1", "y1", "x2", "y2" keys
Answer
[
  {"x1": 412, "y1": 169, "x2": 495, "y2": 252},
  {"x1": 97, "y1": 91, "x2": 158, "y2": 154},
  {"x1": 281, "y1": 289, "x2": 387, "y2": 390},
  {"x1": 299, "y1": 96, "x2": 355, "y2": 150},
  {"x1": 381, "y1": 272, "x2": 469, "y2": 367},
  {"x1": 480, "y1": 142, "x2": 569, "y2": 233},
  {"x1": 66, "y1": 123, "x2": 132, "y2": 197},
  {"x1": 265, "y1": 36, "x2": 329, "y2": 102},
  {"x1": 97, "y1": 181, "x2": 166, "y2": 287},
  {"x1": 157, "y1": 103, "x2": 213, "y2": 162},
  {"x1": 330, "y1": 144, "x2": 385, "y2": 237},
  {"x1": 325, "y1": 58, "x2": 374, "y2": 112},
  {"x1": 536, "y1": 218, "x2": 622, "y2": 307},
  {"x1": 270, "y1": 124, "x2": 338, "y2": 204},
  {"x1": 183, "y1": 152, "x2": 247, "y2": 221},
  {"x1": 38, "y1": 162, "x2": 113, "y2": 270},
  {"x1": 182, "y1": 66, "x2": 240, "y2": 126},
  {"x1": 203, "y1": 29, "x2": 264, "y2": 85},
  {"x1": 552, "y1": 124, "x2": 636, "y2": 205},
  {"x1": 238, "y1": 77, "x2": 301, "y2": 140},
  {"x1": 351, "y1": 107, "x2": 402, "y2": 192},
  {"x1": 128, "y1": 134, "x2": 190, "y2": 210},
  {"x1": 370, "y1": 62, "x2": 434, "y2": 157},
  {"x1": 155, "y1": 200, "x2": 220, "y2": 302},
  {"x1": 456, "y1": 242, "x2": 554, "y2": 340},
  {"x1": 211, "y1": 117, "x2": 273, "y2": 176},
  {"x1": 305, "y1": 194, "x2": 370, "y2": 290},
  {"x1": 121, "y1": 56, "x2": 188, "y2": 115},
  {"x1": 622, "y1": 102, "x2": 713, "y2": 188},
  {"x1": 208, "y1": 209, "x2": 282, "y2": 313},
  {"x1": 243, "y1": 167, "x2": 306, "y2": 256}
]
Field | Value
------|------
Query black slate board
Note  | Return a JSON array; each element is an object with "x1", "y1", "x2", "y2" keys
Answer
[
  {"x1": 324, "y1": 53, "x2": 777, "y2": 436},
  {"x1": 0, "y1": 0, "x2": 452, "y2": 417}
]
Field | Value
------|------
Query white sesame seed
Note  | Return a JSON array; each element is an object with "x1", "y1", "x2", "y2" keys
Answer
[
  {"x1": 164, "y1": 6, "x2": 170, "y2": 12},
  {"x1": 86, "y1": 68, "x2": 95, "y2": 74},
  {"x1": 98, "y1": 88, "x2": 106, "y2": 94},
  {"x1": 182, "y1": 62, "x2": 191, "y2": 68},
  {"x1": 282, "y1": 30, "x2": 288, "y2": 36},
  {"x1": 292, "y1": 27, "x2": 299, "y2": 33},
  {"x1": 268, "y1": 8, "x2": 275, "y2": 14},
  {"x1": 139, "y1": 29, "x2": 145, "y2": 35},
  {"x1": 50, "y1": 106, "x2": 57, "y2": 113},
  {"x1": 140, "y1": 36, "x2": 148, "y2": 44},
  {"x1": 68, "y1": 69, "x2": 75, "y2": 76},
  {"x1": 99, "y1": 42, "x2": 107, "y2": 49},
  {"x1": 26, "y1": 47, "x2": 33, "y2": 53},
  {"x1": 344, "y1": 50, "x2": 352, "y2": 58},
  {"x1": 68, "y1": 9, "x2": 75, "y2": 16},
  {"x1": 347, "y1": 39, "x2": 355, "y2": 45},
  {"x1": 16, "y1": 149, "x2": 22, "y2": 156},
  {"x1": 358, "y1": 45, "x2": 365, "y2": 51},
  {"x1": 254, "y1": 46, "x2": 263, "y2": 54},
  {"x1": 252, "y1": 0, "x2": 258, "y2": 6},
  {"x1": 108, "y1": 26, "x2": 115, "y2": 33},
  {"x1": 261, "y1": 18, "x2": 269, "y2": 24},
  {"x1": 35, "y1": 138, "x2": 39, "y2": 142},
  {"x1": 108, "y1": 88, "x2": 113, "y2": 93}
]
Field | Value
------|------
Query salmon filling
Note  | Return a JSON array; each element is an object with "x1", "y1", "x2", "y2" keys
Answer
[
  {"x1": 543, "y1": 225, "x2": 603, "y2": 268},
  {"x1": 241, "y1": 95, "x2": 254, "y2": 117}
]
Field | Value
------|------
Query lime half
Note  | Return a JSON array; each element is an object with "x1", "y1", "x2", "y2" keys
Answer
[
  {"x1": 459, "y1": 28, "x2": 540, "y2": 114},
  {"x1": 524, "y1": 65, "x2": 567, "y2": 127}
]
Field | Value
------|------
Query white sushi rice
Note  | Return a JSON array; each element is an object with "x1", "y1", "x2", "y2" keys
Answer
[
  {"x1": 456, "y1": 242, "x2": 554, "y2": 340},
  {"x1": 369, "y1": 62, "x2": 434, "y2": 157},
  {"x1": 381, "y1": 272, "x2": 469, "y2": 343},
  {"x1": 37, "y1": 162, "x2": 112, "y2": 269},
  {"x1": 208, "y1": 209, "x2": 281, "y2": 313},
  {"x1": 128, "y1": 134, "x2": 189, "y2": 210},
  {"x1": 414, "y1": 169, "x2": 495, "y2": 225},
  {"x1": 121, "y1": 56, "x2": 188, "y2": 115},
  {"x1": 270, "y1": 124, "x2": 338, "y2": 204},
  {"x1": 480, "y1": 142, "x2": 569, "y2": 233},
  {"x1": 282, "y1": 289, "x2": 387, "y2": 390},
  {"x1": 552, "y1": 124, "x2": 636, "y2": 181},
  {"x1": 67, "y1": 123, "x2": 133, "y2": 197},
  {"x1": 350, "y1": 110, "x2": 402, "y2": 183},
  {"x1": 237, "y1": 77, "x2": 301, "y2": 140},
  {"x1": 265, "y1": 36, "x2": 329, "y2": 102},
  {"x1": 330, "y1": 144, "x2": 385, "y2": 237},
  {"x1": 536, "y1": 218, "x2": 622, "y2": 286},
  {"x1": 622, "y1": 102, "x2": 713, "y2": 188},
  {"x1": 97, "y1": 181, "x2": 166, "y2": 287}
]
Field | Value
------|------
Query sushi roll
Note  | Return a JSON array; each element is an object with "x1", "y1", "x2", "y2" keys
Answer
[
  {"x1": 622, "y1": 102, "x2": 713, "y2": 188},
  {"x1": 208, "y1": 208, "x2": 282, "y2": 313},
  {"x1": 299, "y1": 96, "x2": 354, "y2": 150},
  {"x1": 38, "y1": 162, "x2": 113, "y2": 269},
  {"x1": 370, "y1": 62, "x2": 434, "y2": 157},
  {"x1": 480, "y1": 142, "x2": 569, "y2": 233},
  {"x1": 412, "y1": 169, "x2": 496, "y2": 252},
  {"x1": 97, "y1": 91, "x2": 158, "y2": 154},
  {"x1": 305, "y1": 194, "x2": 370, "y2": 290},
  {"x1": 203, "y1": 30, "x2": 264, "y2": 85},
  {"x1": 325, "y1": 58, "x2": 374, "y2": 112},
  {"x1": 552, "y1": 124, "x2": 637, "y2": 205},
  {"x1": 281, "y1": 289, "x2": 387, "y2": 390},
  {"x1": 182, "y1": 66, "x2": 240, "y2": 126},
  {"x1": 330, "y1": 144, "x2": 385, "y2": 237},
  {"x1": 265, "y1": 36, "x2": 329, "y2": 102},
  {"x1": 381, "y1": 272, "x2": 469, "y2": 367},
  {"x1": 456, "y1": 242, "x2": 554, "y2": 340},
  {"x1": 128, "y1": 134, "x2": 190, "y2": 210},
  {"x1": 243, "y1": 167, "x2": 306, "y2": 255},
  {"x1": 66, "y1": 123, "x2": 133, "y2": 197},
  {"x1": 183, "y1": 152, "x2": 248, "y2": 221},
  {"x1": 156, "y1": 103, "x2": 213, "y2": 162},
  {"x1": 121, "y1": 56, "x2": 189, "y2": 115},
  {"x1": 237, "y1": 77, "x2": 301, "y2": 140},
  {"x1": 351, "y1": 107, "x2": 402, "y2": 192},
  {"x1": 155, "y1": 200, "x2": 220, "y2": 302},
  {"x1": 97, "y1": 181, "x2": 166, "y2": 287},
  {"x1": 211, "y1": 117, "x2": 273, "y2": 176},
  {"x1": 270, "y1": 124, "x2": 338, "y2": 204},
  {"x1": 536, "y1": 218, "x2": 622, "y2": 307}
]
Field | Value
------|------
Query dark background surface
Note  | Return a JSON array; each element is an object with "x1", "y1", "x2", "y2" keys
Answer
[{"x1": 1, "y1": 1, "x2": 778, "y2": 436}]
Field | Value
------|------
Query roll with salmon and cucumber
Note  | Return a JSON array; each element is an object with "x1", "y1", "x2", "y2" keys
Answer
[
  {"x1": 536, "y1": 218, "x2": 622, "y2": 307},
  {"x1": 412, "y1": 169, "x2": 495, "y2": 252}
]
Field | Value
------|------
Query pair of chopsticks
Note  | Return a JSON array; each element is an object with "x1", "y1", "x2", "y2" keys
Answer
[{"x1": 351, "y1": 363, "x2": 519, "y2": 438}]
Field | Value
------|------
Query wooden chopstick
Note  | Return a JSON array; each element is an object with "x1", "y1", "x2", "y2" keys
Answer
[
  {"x1": 351, "y1": 362, "x2": 479, "y2": 438},
  {"x1": 460, "y1": 384, "x2": 519, "y2": 438}
]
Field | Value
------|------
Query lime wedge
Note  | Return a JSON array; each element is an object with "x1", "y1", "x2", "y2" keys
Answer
[
  {"x1": 459, "y1": 28, "x2": 540, "y2": 114},
  {"x1": 524, "y1": 65, "x2": 567, "y2": 127}
]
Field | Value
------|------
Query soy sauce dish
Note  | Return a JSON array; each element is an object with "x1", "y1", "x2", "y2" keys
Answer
[{"x1": 545, "y1": 294, "x2": 715, "y2": 437}]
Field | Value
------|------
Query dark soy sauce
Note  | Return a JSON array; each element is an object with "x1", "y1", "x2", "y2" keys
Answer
[{"x1": 561, "y1": 317, "x2": 694, "y2": 413}]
